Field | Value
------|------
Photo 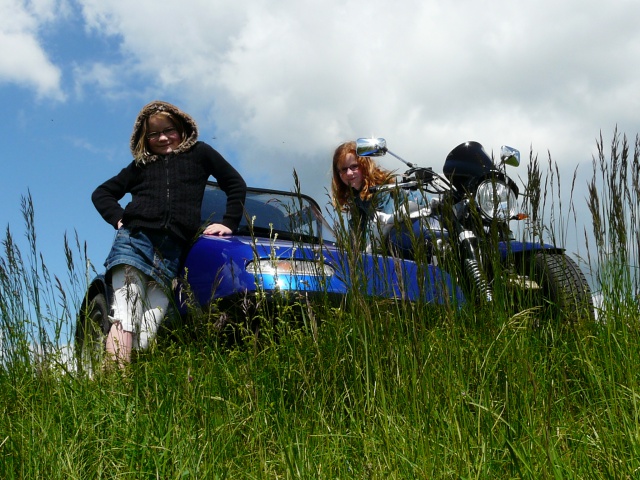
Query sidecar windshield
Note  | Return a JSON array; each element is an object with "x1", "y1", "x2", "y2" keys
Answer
[{"x1": 370, "y1": 182, "x2": 440, "y2": 217}]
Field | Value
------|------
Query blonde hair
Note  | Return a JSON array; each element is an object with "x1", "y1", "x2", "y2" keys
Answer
[{"x1": 331, "y1": 141, "x2": 394, "y2": 210}]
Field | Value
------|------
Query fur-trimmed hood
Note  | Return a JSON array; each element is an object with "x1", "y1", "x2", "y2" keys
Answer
[{"x1": 130, "y1": 100, "x2": 199, "y2": 165}]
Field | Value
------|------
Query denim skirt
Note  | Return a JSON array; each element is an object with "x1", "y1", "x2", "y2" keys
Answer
[{"x1": 104, "y1": 227, "x2": 186, "y2": 285}]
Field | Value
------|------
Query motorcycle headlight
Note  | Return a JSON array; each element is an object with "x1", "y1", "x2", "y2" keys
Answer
[{"x1": 475, "y1": 180, "x2": 518, "y2": 220}]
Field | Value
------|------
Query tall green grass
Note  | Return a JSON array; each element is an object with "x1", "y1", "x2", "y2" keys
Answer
[
  {"x1": 587, "y1": 130, "x2": 640, "y2": 315},
  {"x1": 0, "y1": 192, "x2": 89, "y2": 375},
  {"x1": 1, "y1": 133, "x2": 639, "y2": 478}
]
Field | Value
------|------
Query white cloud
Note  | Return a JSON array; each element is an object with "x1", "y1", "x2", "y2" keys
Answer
[
  {"x1": 73, "y1": 61, "x2": 125, "y2": 99},
  {"x1": 71, "y1": 0, "x2": 640, "y2": 202},
  {"x1": 0, "y1": 0, "x2": 67, "y2": 100}
]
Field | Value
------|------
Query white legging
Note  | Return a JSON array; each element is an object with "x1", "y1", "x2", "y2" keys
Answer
[{"x1": 110, "y1": 265, "x2": 170, "y2": 350}]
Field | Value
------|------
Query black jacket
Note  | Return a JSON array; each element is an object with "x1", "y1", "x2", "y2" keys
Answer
[{"x1": 92, "y1": 142, "x2": 246, "y2": 243}]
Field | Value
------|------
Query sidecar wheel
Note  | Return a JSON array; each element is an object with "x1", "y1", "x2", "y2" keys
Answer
[
  {"x1": 517, "y1": 252, "x2": 595, "y2": 326},
  {"x1": 75, "y1": 292, "x2": 111, "y2": 375}
]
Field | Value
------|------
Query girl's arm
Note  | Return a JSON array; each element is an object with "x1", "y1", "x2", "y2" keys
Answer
[
  {"x1": 202, "y1": 143, "x2": 247, "y2": 232},
  {"x1": 92, "y1": 163, "x2": 136, "y2": 229}
]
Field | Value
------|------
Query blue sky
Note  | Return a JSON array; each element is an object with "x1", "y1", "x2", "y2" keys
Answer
[{"x1": 1, "y1": 0, "x2": 639, "y2": 290}]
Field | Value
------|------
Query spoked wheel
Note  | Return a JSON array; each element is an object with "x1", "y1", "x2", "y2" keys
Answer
[
  {"x1": 75, "y1": 292, "x2": 111, "y2": 375},
  {"x1": 513, "y1": 251, "x2": 595, "y2": 326}
]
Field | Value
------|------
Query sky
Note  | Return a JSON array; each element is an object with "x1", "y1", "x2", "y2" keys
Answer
[{"x1": 1, "y1": 0, "x2": 639, "y2": 292}]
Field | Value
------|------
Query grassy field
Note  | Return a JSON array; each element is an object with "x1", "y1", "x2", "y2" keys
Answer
[{"x1": 1, "y1": 133, "x2": 639, "y2": 479}]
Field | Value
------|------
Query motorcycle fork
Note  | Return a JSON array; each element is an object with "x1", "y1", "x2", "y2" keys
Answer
[{"x1": 456, "y1": 226, "x2": 493, "y2": 303}]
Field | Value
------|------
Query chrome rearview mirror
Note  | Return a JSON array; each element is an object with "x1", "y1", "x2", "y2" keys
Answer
[
  {"x1": 356, "y1": 137, "x2": 416, "y2": 168},
  {"x1": 356, "y1": 138, "x2": 387, "y2": 157},
  {"x1": 500, "y1": 145, "x2": 520, "y2": 167}
]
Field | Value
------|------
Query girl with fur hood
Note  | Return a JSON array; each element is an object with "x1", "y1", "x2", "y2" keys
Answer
[{"x1": 92, "y1": 101, "x2": 246, "y2": 366}]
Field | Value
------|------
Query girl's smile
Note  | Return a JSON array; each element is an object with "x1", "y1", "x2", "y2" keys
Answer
[
  {"x1": 338, "y1": 152, "x2": 363, "y2": 191},
  {"x1": 147, "y1": 114, "x2": 181, "y2": 155}
]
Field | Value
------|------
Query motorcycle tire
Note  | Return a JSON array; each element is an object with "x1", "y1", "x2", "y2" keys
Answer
[
  {"x1": 75, "y1": 292, "x2": 110, "y2": 374},
  {"x1": 515, "y1": 251, "x2": 595, "y2": 326}
]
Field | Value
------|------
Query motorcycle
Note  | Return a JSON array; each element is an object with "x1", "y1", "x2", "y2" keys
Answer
[{"x1": 355, "y1": 137, "x2": 595, "y2": 324}]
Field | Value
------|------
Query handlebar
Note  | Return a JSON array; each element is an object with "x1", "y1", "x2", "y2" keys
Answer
[
  {"x1": 369, "y1": 167, "x2": 454, "y2": 195},
  {"x1": 406, "y1": 167, "x2": 435, "y2": 181}
]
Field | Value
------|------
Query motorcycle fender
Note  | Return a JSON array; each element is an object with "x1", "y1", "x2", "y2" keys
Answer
[
  {"x1": 497, "y1": 241, "x2": 564, "y2": 290},
  {"x1": 497, "y1": 240, "x2": 563, "y2": 260}
]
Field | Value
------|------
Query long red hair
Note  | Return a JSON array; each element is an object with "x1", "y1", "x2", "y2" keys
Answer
[{"x1": 331, "y1": 141, "x2": 394, "y2": 210}]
